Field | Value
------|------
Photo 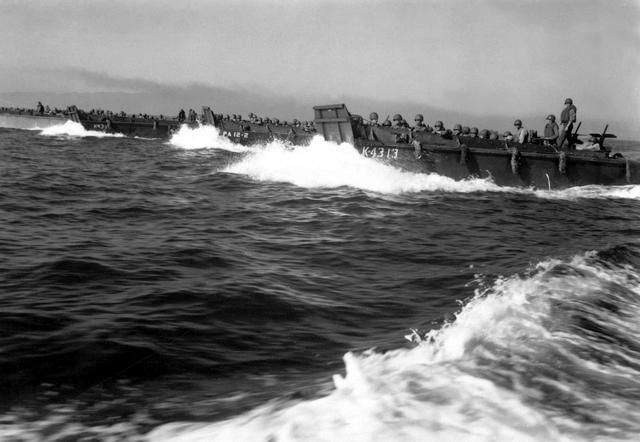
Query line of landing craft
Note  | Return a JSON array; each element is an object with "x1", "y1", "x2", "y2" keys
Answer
[{"x1": 1, "y1": 103, "x2": 638, "y2": 189}]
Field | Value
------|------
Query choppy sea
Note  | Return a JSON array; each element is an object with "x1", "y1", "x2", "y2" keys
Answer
[{"x1": 1, "y1": 121, "x2": 640, "y2": 441}]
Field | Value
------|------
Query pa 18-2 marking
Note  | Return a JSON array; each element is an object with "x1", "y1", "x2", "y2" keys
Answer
[
  {"x1": 361, "y1": 146, "x2": 399, "y2": 159},
  {"x1": 222, "y1": 131, "x2": 249, "y2": 139}
]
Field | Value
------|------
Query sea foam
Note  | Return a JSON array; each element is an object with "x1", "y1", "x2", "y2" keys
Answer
[
  {"x1": 38, "y1": 121, "x2": 125, "y2": 138},
  {"x1": 168, "y1": 124, "x2": 250, "y2": 152}
]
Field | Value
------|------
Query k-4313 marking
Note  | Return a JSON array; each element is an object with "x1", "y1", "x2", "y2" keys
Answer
[{"x1": 361, "y1": 146, "x2": 399, "y2": 159}]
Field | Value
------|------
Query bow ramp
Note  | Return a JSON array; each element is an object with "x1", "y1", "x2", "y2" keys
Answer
[{"x1": 313, "y1": 104, "x2": 356, "y2": 145}]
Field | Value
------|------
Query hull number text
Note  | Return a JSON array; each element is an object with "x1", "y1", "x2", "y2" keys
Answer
[
  {"x1": 361, "y1": 146, "x2": 399, "y2": 160},
  {"x1": 222, "y1": 131, "x2": 249, "y2": 139}
]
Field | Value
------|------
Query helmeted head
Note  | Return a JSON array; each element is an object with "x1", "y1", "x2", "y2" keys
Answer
[
  {"x1": 514, "y1": 119, "x2": 522, "y2": 127},
  {"x1": 273, "y1": 118, "x2": 279, "y2": 124},
  {"x1": 479, "y1": 129, "x2": 489, "y2": 138},
  {"x1": 383, "y1": 120, "x2": 392, "y2": 127},
  {"x1": 392, "y1": 114, "x2": 403, "y2": 123},
  {"x1": 503, "y1": 131, "x2": 513, "y2": 138},
  {"x1": 237, "y1": 114, "x2": 242, "y2": 120},
  {"x1": 434, "y1": 120, "x2": 444, "y2": 129},
  {"x1": 414, "y1": 114, "x2": 424, "y2": 122},
  {"x1": 369, "y1": 112, "x2": 379, "y2": 121},
  {"x1": 462, "y1": 126, "x2": 470, "y2": 134},
  {"x1": 546, "y1": 114, "x2": 556, "y2": 121},
  {"x1": 453, "y1": 123, "x2": 462, "y2": 132},
  {"x1": 471, "y1": 127, "x2": 479, "y2": 135},
  {"x1": 564, "y1": 98, "x2": 573, "y2": 105}
]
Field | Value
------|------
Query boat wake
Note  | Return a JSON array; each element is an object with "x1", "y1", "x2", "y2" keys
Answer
[
  {"x1": 148, "y1": 244, "x2": 640, "y2": 442},
  {"x1": 224, "y1": 136, "x2": 503, "y2": 194},
  {"x1": 168, "y1": 124, "x2": 251, "y2": 152},
  {"x1": 38, "y1": 121, "x2": 125, "y2": 138}
]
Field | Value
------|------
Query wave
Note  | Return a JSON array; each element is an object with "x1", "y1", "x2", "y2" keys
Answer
[
  {"x1": 168, "y1": 124, "x2": 251, "y2": 152},
  {"x1": 147, "y1": 245, "x2": 640, "y2": 442},
  {"x1": 38, "y1": 121, "x2": 125, "y2": 138}
]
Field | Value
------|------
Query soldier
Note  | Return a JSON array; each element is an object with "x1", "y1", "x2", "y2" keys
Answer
[
  {"x1": 369, "y1": 112, "x2": 380, "y2": 127},
  {"x1": 452, "y1": 123, "x2": 463, "y2": 137},
  {"x1": 503, "y1": 131, "x2": 514, "y2": 142},
  {"x1": 433, "y1": 120, "x2": 446, "y2": 135},
  {"x1": 178, "y1": 109, "x2": 186, "y2": 122},
  {"x1": 462, "y1": 126, "x2": 471, "y2": 135},
  {"x1": 489, "y1": 131, "x2": 499, "y2": 140},
  {"x1": 543, "y1": 114, "x2": 559, "y2": 145},
  {"x1": 383, "y1": 119, "x2": 392, "y2": 127},
  {"x1": 392, "y1": 114, "x2": 403, "y2": 128},
  {"x1": 470, "y1": 127, "x2": 479, "y2": 138},
  {"x1": 513, "y1": 119, "x2": 527, "y2": 143},
  {"x1": 479, "y1": 129, "x2": 490, "y2": 139},
  {"x1": 413, "y1": 114, "x2": 428, "y2": 132},
  {"x1": 558, "y1": 98, "x2": 577, "y2": 148}
]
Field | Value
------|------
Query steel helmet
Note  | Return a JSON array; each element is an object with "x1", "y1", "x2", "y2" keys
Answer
[
  {"x1": 471, "y1": 127, "x2": 479, "y2": 134},
  {"x1": 503, "y1": 131, "x2": 513, "y2": 137},
  {"x1": 383, "y1": 120, "x2": 392, "y2": 126},
  {"x1": 514, "y1": 119, "x2": 522, "y2": 126},
  {"x1": 453, "y1": 123, "x2": 462, "y2": 131},
  {"x1": 546, "y1": 114, "x2": 556, "y2": 121},
  {"x1": 462, "y1": 126, "x2": 470, "y2": 134},
  {"x1": 414, "y1": 114, "x2": 424, "y2": 122},
  {"x1": 369, "y1": 112, "x2": 379, "y2": 120},
  {"x1": 564, "y1": 98, "x2": 573, "y2": 104},
  {"x1": 434, "y1": 120, "x2": 443, "y2": 128},
  {"x1": 392, "y1": 114, "x2": 402, "y2": 121}
]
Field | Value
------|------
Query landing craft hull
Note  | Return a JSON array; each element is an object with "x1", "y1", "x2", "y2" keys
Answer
[
  {"x1": 0, "y1": 112, "x2": 70, "y2": 130},
  {"x1": 80, "y1": 116, "x2": 192, "y2": 139},
  {"x1": 422, "y1": 145, "x2": 639, "y2": 188},
  {"x1": 209, "y1": 116, "x2": 315, "y2": 147}
]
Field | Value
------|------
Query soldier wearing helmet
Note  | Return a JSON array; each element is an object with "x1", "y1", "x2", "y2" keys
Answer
[
  {"x1": 479, "y1": 129, "x2": 489, "y2": 139},
  {"x1": 462, "y1": 126, "x2": 471, "y2": 135},
  {"x1": 558, "y1": 98, "x2": 577, "y2": 148},
  {"x1": 513, "y1": 119, "x2": 527, "y2": 143},
  {"x1": 452, "y1": 123, "x2": 463, "y2": 137},
  {"x1": 470, "y1": 127, "x2": 479, "y2": 138},
  {"x1": 392, "y1": 114, "x2": 403, "y2": 128},
  {"x1": 413, "y1": 114, "x2": 428, "y2": 132},
  {"x1": 369, "y1": 112, "x2": 380, "y2": 127},
  {"x1": 503, "y1": 131, "x2": 514, "y2": 142},
  {"x1": 543, "y1": 114, "x2": 559, "y2": 145},
  {"x1": 433, "y1": 120, "x2": 446, "y2": 135}
]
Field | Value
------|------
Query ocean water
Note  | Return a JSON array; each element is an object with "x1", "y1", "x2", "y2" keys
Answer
[{"x1": 1, "y1": 122, "x2": 639, "y2": 441}]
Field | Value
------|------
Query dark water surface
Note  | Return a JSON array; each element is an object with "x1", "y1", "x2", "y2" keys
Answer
[{"x1": 1, "y1": 124, "x2": 639, "y2": 441}]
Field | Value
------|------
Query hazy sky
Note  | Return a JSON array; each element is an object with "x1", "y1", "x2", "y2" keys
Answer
[{"x1": 1, "y1": 0, "x2": 639, "y2": 134}]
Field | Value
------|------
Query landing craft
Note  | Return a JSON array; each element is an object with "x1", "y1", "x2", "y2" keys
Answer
[{"x1": 312, "y1": 104, "x2": 640, "y2": 189}]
